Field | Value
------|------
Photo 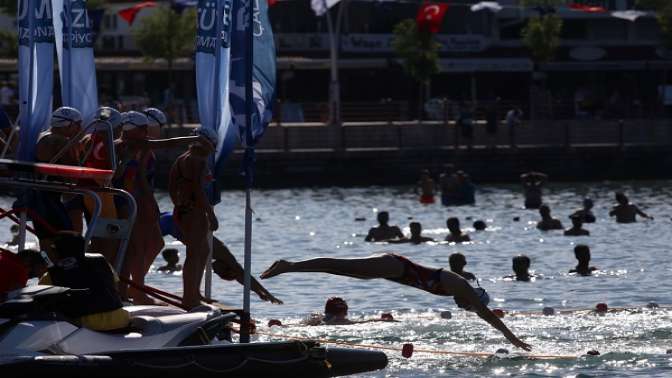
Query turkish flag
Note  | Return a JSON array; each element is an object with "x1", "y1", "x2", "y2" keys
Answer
[
  {"x1": 568, "y1": 3, "x2": 607, "y2": 13},
  {"x1": 416, "y1": 3, "x2": 449, "y2": 34},
  {"x1": 118, "y1": 1, "x2": 157, "y2": 26}
]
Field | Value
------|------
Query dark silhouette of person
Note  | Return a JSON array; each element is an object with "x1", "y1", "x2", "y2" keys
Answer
[
  {"x1": 389, "y1": 222, "x2": 435, "y2": 244},
  {"x1": 508, "y1": 255, "x2": 533, "y2": 282},
  {"x1": 571, "y1": 198, "x2": 596, "y2": 223},
  {"x1": 609, "y1": 192, "x2": 652, "y2": 223},
  {"x1": 564, "y1": 214, "x2": 590, "y2": 236},
  {"x1": 536, "y1": 204, "x2": 563, "y2": 231},
  {"x1": 520, "y1": 172, "x2": 547, "y2": 209},
  {"x1": 445, "y1": 217, "x2": 471, "y2": 243},
  {"x1": 473, "y1": 220, "x2": 487, "y2": 231},
  {"x1": 157, "y1": 248, "x2": 182, "y2": 273},
  {"x1": 365, "y1": 212, "x2": 404, "y2": 242},
  {"x1": 449, "y1": 252, "x2": 476, "y2": 281},
  {"x1": 569, "y1": 244, "x2": 597, "y2": 276}
]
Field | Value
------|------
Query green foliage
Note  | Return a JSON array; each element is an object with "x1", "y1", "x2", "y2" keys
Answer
[
  {"x1": 0, "y1": 29, "x2": 17, "y2": 58},
  {"x1": 637, "y1": 0, "x2": 672, "y2": 49},
  {"x1": 522, "y1": 14, "x2": 563, "y2": 63},
  {"x1": 391, "y1": 19, "x2": 441, "y2": 85},
  {"x1": 132, "y1": 6, "x2": 197, "y2": 66}
]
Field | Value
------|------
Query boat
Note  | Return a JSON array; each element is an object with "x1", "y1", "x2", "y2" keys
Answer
[{"x1": 0, "y1": 159, "x2": 388, "y2": 376}]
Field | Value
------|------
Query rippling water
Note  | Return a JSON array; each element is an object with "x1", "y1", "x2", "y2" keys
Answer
[{"x1": 2, "y1": 181, "x2": 672, "y2": 377}]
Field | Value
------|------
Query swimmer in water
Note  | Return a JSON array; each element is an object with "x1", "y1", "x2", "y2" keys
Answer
[
  {"x1": 449, "y1": 252, "x2": 476, "y2": 281},
  {"x1": 536, "y1": 204, "x2": 563, "y2": 231},
  {"x1": 417, "y1": 169, "x2": 435, "y2": 204},
  {"x1": 564, "y1": 214, "x2": 590, "y2": 236},
  {"x1": 365, "y1": 212, "x2": 404, "y2": 242},
  {"x1": 520, "y1": 171, "x2": 547, "y2": 209},
  {"x1": 157, "y1": 248, "x2": 182, "y2": 273},
  {"x1": 569, "y1": 244, "x2": 597, "y2": 276},
  {"x1": 445, "y1": 217, "x2": 471, "y2": 243},
  {"x1": 571, "y1": 198, "x2": 596, "y2": 223},
  {"x1": 261, "y1": 253, "x2": 532, "y2": 350},
  {"x1": 505, "y1": 255, "x2": 535, "y2": 282},
  {"x1": 473, "y1": 220, "x2": 487, "y2": 231},
  {"x1": 389, "y1": 222, "x2": 435, "y2": 244},
  {"x1": 609, "y1": 192, "x2": 652, "y2": 223},
  {"x1": 302, "y1": 297, "x2": 396, "y2": 326}
]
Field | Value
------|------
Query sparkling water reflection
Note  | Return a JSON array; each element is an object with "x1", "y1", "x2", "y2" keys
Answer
[{"x1": 2, "y1": 181, "x2": 672, "y2": 376}]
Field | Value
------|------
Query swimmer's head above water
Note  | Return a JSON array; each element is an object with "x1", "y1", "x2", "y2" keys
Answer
[
  {"x1": 377, "y1": 211, "x2": 389, "y2": 225},
  {"x1": 324, "y1": 297, "x2": 349, "y2": 321}
]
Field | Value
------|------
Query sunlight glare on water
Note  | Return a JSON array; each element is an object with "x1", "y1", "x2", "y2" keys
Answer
[{"x1": 3, "y1": 181, "x2": 672, "y2": 376}]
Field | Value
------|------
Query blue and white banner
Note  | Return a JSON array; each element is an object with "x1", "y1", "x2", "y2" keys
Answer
[
  {"x1": 52, "y1": 0, "x2": 98, "y2": 123},
  {"x1": 196, "y1": 0, "x2": 236, "y2": 202},
  {"x1": 229, "y1": 0, "x2": 276, "y2": 148},
  {"x1": 17, "y1": 0, "x2": 55, "y2": 161}
]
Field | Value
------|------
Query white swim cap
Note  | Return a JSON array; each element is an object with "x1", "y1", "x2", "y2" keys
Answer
[
  {"x1": 51, "y1": 107, "x2": 82, "y2": 128},
  {"x1": 143, "y1": 107, "x2": 167, "y2": 127},
  {"x1": 94, "y1": 107, "x2": 122, "y2": 130},
  {"x1": 121, "y1": 111, "x2": 149, "y2": 131},
  {"x1": 194, "y1": 126, "x2": 218, "y2": 149}
]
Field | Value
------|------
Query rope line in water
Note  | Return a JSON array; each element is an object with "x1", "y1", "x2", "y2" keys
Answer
[{"x1": 254, "y1": 331, "x2": 577, "y2": 360}]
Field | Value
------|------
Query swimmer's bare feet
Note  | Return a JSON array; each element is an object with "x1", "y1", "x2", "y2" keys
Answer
[{"x1": 260, "y1": 260, "x2": 291, "y2": 279}]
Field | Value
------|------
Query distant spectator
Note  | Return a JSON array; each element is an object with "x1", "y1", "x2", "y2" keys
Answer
[{"x1": 506, "y1": 108, "x2": 522, "y2": 148}]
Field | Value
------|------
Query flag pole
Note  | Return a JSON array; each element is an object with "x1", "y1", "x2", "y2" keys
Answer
[{"x1": 240, "y1": 0, "x2": 255, "y2": 344}]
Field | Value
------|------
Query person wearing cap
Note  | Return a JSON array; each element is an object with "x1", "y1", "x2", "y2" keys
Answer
[
  {"x1": 261, "y1": 253, "x2": 532, "y2": 351},
  {"x1": 168, "y1": 126, "x2": 219, "y2": 309},
  {"x1": 144, "y1": 107, "x2": 168, "y2": 139},
  {"x1": 571, "y1": 198, "x2": 596, "y2": 223},
  {"x1": 31, "y1": 107, "x2": 84, "y2": 250}
]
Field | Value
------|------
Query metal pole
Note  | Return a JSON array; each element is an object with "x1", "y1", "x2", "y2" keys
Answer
[{"x1": 240, "y1": 0, "x2": 255, "y2": 344}]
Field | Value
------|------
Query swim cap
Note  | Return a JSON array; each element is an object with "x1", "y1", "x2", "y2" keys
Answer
[
  {"x1": 194, "y1": 126, "x2": 218, "y2": 149},
  {"x1": 121, "y1": 111, "x2": 149, "y2": 131},
  {"x1": 51, "y1": 107, "x2": 82, "y2": 128},
  {"x1": 144, "y1": 107, "x2": 167, "y2": 127},
  {"x1": 94, "y1": 107, "x2": 122, "y2": 131}
]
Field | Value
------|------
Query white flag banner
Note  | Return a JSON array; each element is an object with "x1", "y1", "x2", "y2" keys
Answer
[
  {"x1": 311, "y1": 0, "x2": 341, "y2": 17},
  {"x1": 611, "y1": 10, "x2": 648, "y2": 22},
  {"x1": 471, "y1": 1, "x2": 502, "y2": 13},
  {"x1": 52, "y1": 0, "x2": 99, "y2": 123}
]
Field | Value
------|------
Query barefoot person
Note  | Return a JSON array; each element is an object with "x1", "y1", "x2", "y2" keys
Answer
[
  {"x1": 169, "y1": 127, "x2": 220, "y2": 309},
  {"x1": 365, "y1": 211, "x2": 404, "y2": 242},
  {"x1": 261, "y1": 253, "x2": 532, "y2": 351},
  {"x1": 609, "y1": 192, "x2": 652, "y2": 223}
]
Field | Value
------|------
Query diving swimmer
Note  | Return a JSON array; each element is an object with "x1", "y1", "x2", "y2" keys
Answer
[{"x1": 260, "y1": 253, "x2": 532, "y2": 350}]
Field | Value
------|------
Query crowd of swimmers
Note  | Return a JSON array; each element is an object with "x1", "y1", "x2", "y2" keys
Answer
[{"x1": 0, "y1": 105, "x2": 281, "y2": 332}]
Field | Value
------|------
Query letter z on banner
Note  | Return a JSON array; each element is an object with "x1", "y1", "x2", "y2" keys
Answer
[
  {"x1": 52, "y1": 0, "x2": 99, "y2": 123},
  {"x1": 17, "y1": 0, "x2": 55, "y2": 161}
]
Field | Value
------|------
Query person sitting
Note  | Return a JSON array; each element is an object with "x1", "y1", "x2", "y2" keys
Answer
[
  {"x1": 445, "y1": 217, "x2": 470, "y2": 243},
  {"x1": 472, "y1": 220, "x2": 487, "y2": 231},
  {"x1": 569, "y1": 244, "x2": 597, "y2": 276},
  {"x1": 159, "y1": 212, "x2": 282, "y2": 304},
  {"x1": 520, "y1": 171, "x2": 547, "y2": 209},
  {"x1": 39, "y1": 232, "x2": 129, "y2": 331},
  {"x1": 260, "y1": 253, "x2": 532, "y2": 350},
  {"x1": 506, "y1": 255, "x2": 535, "y2": 282},
  {"x1": 389, "y1": 222, "x2": 435, "y2": 244},
  {"x1": 365, "y1": 212, "x2": 404, "y2": 242},
  {"x1": 157, "y1": 248, "x2": 182, "y2": 273},
  {"x1": 416, "y1": 169, "x2": 435, "y2": 204},
  {"x1": 0, "y1": 249, "x2": 47, "y2": 300},
  {"x1": 7, "y1": 225, "x2": 19, "y2": 246},
  {"x1": 564, "y1": 214, "x2": 590, "y2": 236},
  {"x1": 571, "y1": 198, "x2": 596, "y2": 223},
  {"x1": 609, "y1": 192, "x2": 652, "y2": 223},
  {"x1": 536, "y1": 204, "x2": 563, "y2": 231},
  {"x1": 449, "y1": 252, "x2": 476, "y2": 281}
]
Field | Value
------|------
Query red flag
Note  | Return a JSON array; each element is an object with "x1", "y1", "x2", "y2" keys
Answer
[
  {"x1": 118, "y1": 1, "x2": 157, "y2": 26},
  {"x1": 416, "y1": 3, "x2": 449, "y2": 34},
  {"x1": 268, "y1": 0, "x2": 278, "y2": 6},
  {"x1": 568, "y1": 3, "x2": 607, "y2": 13}
]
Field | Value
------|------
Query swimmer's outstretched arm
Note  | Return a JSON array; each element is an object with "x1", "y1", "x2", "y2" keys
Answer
[
  {"x1": 449, "y1": 277, "x2": 532, "y2": 351},
  {"x1": 635, "y1": 206, "x2": 652, "y2": 219}
]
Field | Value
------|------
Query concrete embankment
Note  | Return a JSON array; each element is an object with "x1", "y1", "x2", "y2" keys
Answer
[{"x1": 154, "y1": 120, "x2": 672, "y2": 188}]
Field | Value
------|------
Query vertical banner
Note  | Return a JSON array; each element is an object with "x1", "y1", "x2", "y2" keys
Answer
[
  {"x1": 229, "y1": 0, "x2": 276, "y2": 150},
  {"x1": 52, "y1": 0, "x2": 99, "y2": 122},
  {"x1": 196, "y1": 0, "x2": 237, "y2": 185},
  {"x1": 17, "y1": 0, "x2": 55, "y2": 161}
]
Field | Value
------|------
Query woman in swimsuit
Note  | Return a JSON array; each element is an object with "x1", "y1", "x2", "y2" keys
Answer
[
  {"x1": 168, "y1": 127, "x2": 219, "y2": 309},
  {"x1": 261, "y1": 253, "x2": 531, "y2": 351}
]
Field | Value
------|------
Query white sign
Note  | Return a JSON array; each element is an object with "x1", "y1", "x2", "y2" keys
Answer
[{"x1": 439, "y1": 58, "x2": 533, "y2": 72}]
